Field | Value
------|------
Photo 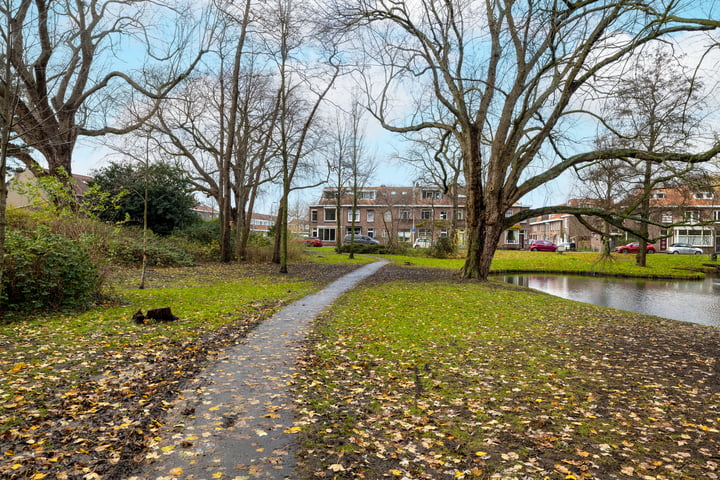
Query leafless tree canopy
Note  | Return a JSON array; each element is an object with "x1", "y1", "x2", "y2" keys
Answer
[
  {"x1": 323, "y1": 0, "x2": 720, "y2": 278},
  {"x1": 0, "y1": 0, "x2": 204, "y2": 177}
]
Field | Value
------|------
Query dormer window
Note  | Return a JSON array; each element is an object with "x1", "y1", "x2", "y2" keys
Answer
[
  {"x1": 358, "y1": 190, "x2": 376, "y2": 200},
  {"x1": 694, "y1": 192, "x2": 714, "y2": 200},
  {"x1": 422, "y1": 190, "x2": 441, "y2": 200},
  {"x1": 653, "y1": 192, "x2": 665, "y2": 200}
]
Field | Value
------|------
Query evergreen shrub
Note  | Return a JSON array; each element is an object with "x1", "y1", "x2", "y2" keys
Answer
[{"x1": 2, "y1": 227, "x2": 101, "y2": 311}]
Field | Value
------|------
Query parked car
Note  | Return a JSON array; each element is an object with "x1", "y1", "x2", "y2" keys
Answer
[
  {"x1": 529, "y1": 240, "x2": 557, "y2": 252},
  {"x1": 614, "y1": 242, "x2": 656, "y2": 254},
  {"x1": 344, "y1": 234, "x2": 379, "y2": 245},
  {"x1": 666, "y1": 242, "x2": 703, "y2": 255},
  {"x1": 305, "y1": 236, "x2": 323, "y2": 247},
  {"x1": 413, "y1": 238, "x2": 432, "y2": 248},
  {"x1": 557, "y1": 242, "x2": 576, "y2": 252}
]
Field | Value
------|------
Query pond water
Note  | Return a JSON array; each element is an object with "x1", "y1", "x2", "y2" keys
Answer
[{"x1": 499, "y1": 274, "x2": 720, "y2": 327}]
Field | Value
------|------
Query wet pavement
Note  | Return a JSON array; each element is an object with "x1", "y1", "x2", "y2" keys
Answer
[{"x1": 135, "y1": 259, "x2": 388, "y2": 480}]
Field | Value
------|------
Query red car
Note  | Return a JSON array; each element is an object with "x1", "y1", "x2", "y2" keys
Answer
[
  {"x1": 529, "y1": 240, "x2": 557, "y2": 252},
  {"x1": 305, "y1": 236, "x2": 323, "y2": 247},
  {"x1": 614, "y1": 242, "x2": 656, "y2": 254}
]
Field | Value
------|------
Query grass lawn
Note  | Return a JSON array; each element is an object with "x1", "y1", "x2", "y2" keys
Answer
[
  {"x1": 0, "y1": 258, "x2": 364, "y2": 479},
  {"x1": 294, "y1": 262, "x2": 720, "y2": 480},
  {"x1": 386, "y1": 249, "x2": 711, "y2": 279},
  {"x1": 0, "y1": 250, "x2": 717, "y2": 479}
]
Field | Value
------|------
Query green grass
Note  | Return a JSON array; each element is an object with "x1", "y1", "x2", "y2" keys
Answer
[
  {"x1": 383, "y1": 249, "x2": 710, "y2": 278},
  {"x1": 0, "y1": 265, "x2": 317, "y2": 406},
  {"x1": 295, "y1": 277, "x2": 720, "y2": 479}
]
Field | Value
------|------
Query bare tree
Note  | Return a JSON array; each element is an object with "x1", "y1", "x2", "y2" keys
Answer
[
  {"x1": 326, "y1": 115, "x2": 353, "y2": 252},
  {"x1": 0, "y1": 0, "x2": 19, "y2": 301},
  {"x1": 402, "y1": 129, "x2": 464, "y2": 247},
  {"x1": 134, "y1": 1, "x2": 282, "y2": 262},
  {"x1": 344, "y1": 99, "x2": 376, "y2": 259},
  {"x1": 600, "y1": 47, "x2": 707, "y2": 266},
  {"x1": 574, "y1": 155, "x2": 631, "y2": 258},
  {"x1": 260, "y1": 0, "x2": 340, "y2": 273},
  {"x1": 327, "y1": 0, "x2": 720, "y2": 279},
  {"x1": 0, "y1": 0, "x2": 204, "y2": 181}
]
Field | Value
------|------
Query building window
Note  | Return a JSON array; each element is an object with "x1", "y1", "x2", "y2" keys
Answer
[
  {"x1": 358, "y1": 190, "x2": 376, "y2": 200},
  {"x1": 347, "y1": 209, "x2": 360, "y2": 222},
  {"x1": 367, "y1": 228, "x2": 375, "y2": 238},
  {"x1": 399, "y1": 209, "x2": 411, "y2": 220},
  {"x1": 676, "y1": 229, "x2": 712, "y2": 246},
  {"x1": 714, "y1": 210, "x2": 720, "y2": 221},
  {"x1": 346, "y1": 226, "x2": 361, "y2": 235},
  {"x1": 421, "y1": 209, "x2": 433, "y2": 220},
  {"x1": 398, "y1": 230, "x2": 411, "y2": 241},
  {"x1": 324, "y1": 208, "x2": 336, "y2": 222},
  {"x1": 367, "y1": 209, "x2": 375, "y2": 222},
  {"x1": 505, "y1": 209, "x2": 513, "y2": 217},
  {"x1": 661, "y1": 212, "x2": 673, "y2": 223},
  {"x1": 318, "y1": 228, "x2": 336, "y2": 242},
  {"x1": 439, "y1": 211, "x2": 448, "y2": 220},
  {"x1": 685, "y1": 211, "x2": 700, "y2": 224},
  {"x1": 505, "y1": 229, "x2": 518, "y2": 244},
  {"x1": 384, "y1": 211, "x2": 392, "y2": 222},
  {"x1": 418, "y1": 228, "x2": 432, "y2": 239},
  {"x1": 456, "y1": 209, "x2": 464, "y2": 220},
  {"x1": 694, "y1": 192, "x2": 714, "y2": 200},
  {"x1": 311, "y1": 210, "x2": 318, "y2": 222},
  {"x1": 422, "y1": 190, "x2": 441, "y2": 200},
  {"x1": 323, "y1": 190, "x2": 338, "y2": 200},
  {"x1": 653, "y1": 191, "x2": 666, "y2": 200}
]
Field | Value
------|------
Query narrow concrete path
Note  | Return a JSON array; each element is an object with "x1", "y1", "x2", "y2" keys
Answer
[{"x1": 136, "y1": 260, "x2": 388, "y2": 480}]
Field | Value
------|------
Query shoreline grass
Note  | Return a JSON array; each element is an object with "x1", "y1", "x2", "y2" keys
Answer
[
  {"x1": 382, "y1": 250, "x2": 711, "y2": 279},
  {"x1": 294, "y1": 270, "x2": 720, "y2": 479}
]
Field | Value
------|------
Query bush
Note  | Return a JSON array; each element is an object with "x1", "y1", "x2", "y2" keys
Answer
[
  {"x1": 2, "y1": 227, "x2": 101, "y2": 311},
  {"x1": 174, "y1": 219, "x2": 221, "y2": 245},
  {"x1": 107, "y1": 229, "x2": 195, "y2": 267},
  {"x1": 429, "y1": 236, "x2": 456, "y2": 258},
  {"x1": 338, "y1": 244, "x2": 386, "y2": 254}
]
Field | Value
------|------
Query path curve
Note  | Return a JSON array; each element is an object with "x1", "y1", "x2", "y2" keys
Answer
[{"x1": 135, "y1": 259, "x2": 388, "y2": 480}]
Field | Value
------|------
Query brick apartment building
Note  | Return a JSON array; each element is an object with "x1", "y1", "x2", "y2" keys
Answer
[
  {"x1": 309, "y1": 185, "x2": 530, "y2": 248},
  {"x1": 526, "y1": 189, "x2": 720, "y2": 253}
]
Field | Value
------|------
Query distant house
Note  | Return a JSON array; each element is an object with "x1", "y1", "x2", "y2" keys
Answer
[
  {"x1": 192, "y1": 204, "x2": 219, "y2": 221},
  {"x1": 308, "y1": 185, "x2": 529, "y2": 248},
  {"x1": 6, "y1": 168, "x2": 91, "y2": 209},
  {"x1": 191, "y1": 204, "x2": 276, "y2": 235},
  {"x1": 644, "y1": 187, "x2": 720, "y2": 253},
  {"x1": 249, "y1": 212, "x2": 275, "y2": 234}
]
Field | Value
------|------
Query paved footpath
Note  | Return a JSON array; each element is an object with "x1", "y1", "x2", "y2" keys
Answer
[{"x1": 135, "y1": 260, "x2": 388, "y2": 480}]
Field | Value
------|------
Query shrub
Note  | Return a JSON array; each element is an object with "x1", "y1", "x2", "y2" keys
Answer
[
  {"x1": 429, "y1": 236, "x2": 456, "y2": 258},
  {"x1": 2, "y1": 227, "x2": 101, "y2": 311},
  {"x1": 107, "y1": 230, "x2": 195, "y2": 267},
  {"x1": 338, "y1": 244, "x2": 386, "y2": 254}
]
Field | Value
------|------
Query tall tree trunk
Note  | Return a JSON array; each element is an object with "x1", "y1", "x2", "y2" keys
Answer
[{"x1": 272, "y1": 203, "x2": 283, "y2": 264}]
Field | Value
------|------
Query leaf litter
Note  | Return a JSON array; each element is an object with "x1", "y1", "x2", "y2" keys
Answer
[
  {"x1": 292, "y1": 264, "x2": 720, "y2": 480},
  {"x1": 0, "y1": 262, "x2": 358, "y2": 480}
]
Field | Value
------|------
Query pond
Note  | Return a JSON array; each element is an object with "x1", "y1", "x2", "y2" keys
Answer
[{"x1": 499, "y1": 274, "x2": 720, "y2": 327}]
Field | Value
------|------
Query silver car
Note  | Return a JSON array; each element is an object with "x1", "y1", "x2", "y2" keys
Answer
[
  {"x1": 666, "y1": 242, "x2": 703, "y2": 255},
  {"x1": 344, "y1": 234, "x2": 379, "y2": 245}
]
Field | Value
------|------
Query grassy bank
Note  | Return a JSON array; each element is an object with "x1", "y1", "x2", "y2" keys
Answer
[
  {"x1": 388, "y1": 250, "x2": 711, "y2": 279},
  {"x1": 294, "y1": 264, "x2": 720, "y2": 480}
]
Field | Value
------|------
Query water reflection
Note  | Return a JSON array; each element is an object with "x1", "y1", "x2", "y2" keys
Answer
[{"x1": 500, "y1": 274, "x2": 720, "y2": 327}]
